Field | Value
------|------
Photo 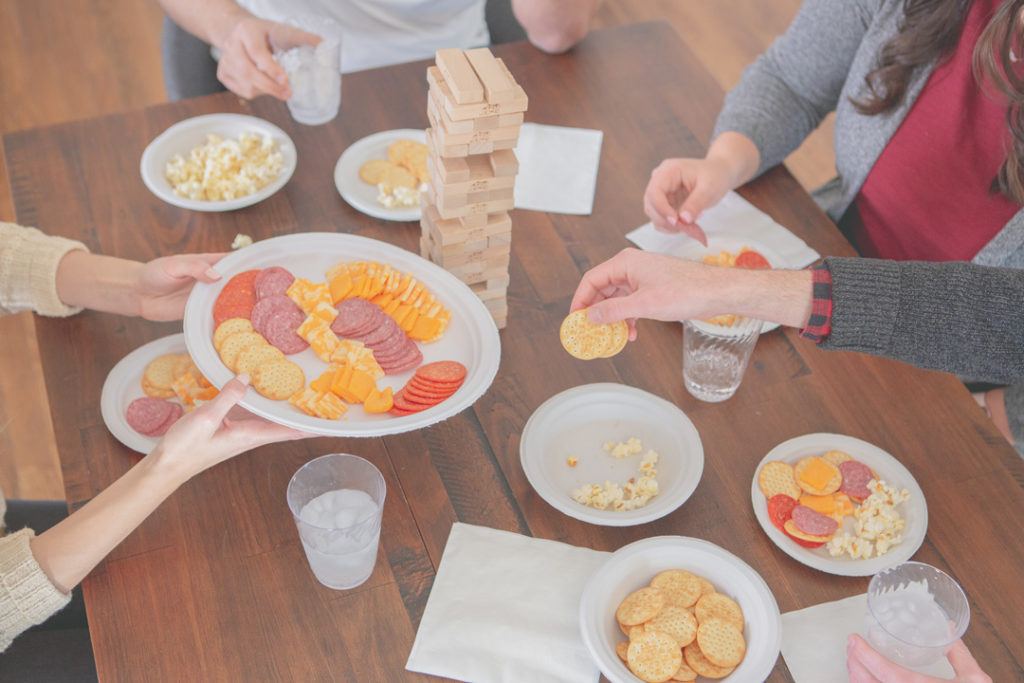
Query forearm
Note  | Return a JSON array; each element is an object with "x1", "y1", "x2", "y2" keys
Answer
[
  {"x1": 157, "y1": 0, "x2": 249, "y2": 48},
  {"x1": 54, "y1": 251, "x2": 143, "y2": 317},
  {"x1": 706, "y1": 132, "x2": 761, "y2": 193},
  {"x1": 512, "y1": 0, "x2": 599, "y2": 54},
  {"x1": 713, "y1": 267, "x2": 813, "y2": 328},
  {"x1": 29, "y1": 451, "x2": 189, "y2": 593}
]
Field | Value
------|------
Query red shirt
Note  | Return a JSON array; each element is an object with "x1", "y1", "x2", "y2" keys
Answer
[{"x1": 852, "y1": 0, "x2": 1020, "y2": 261}]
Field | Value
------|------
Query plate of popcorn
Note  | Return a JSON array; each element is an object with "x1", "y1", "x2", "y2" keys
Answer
[
  {"x1": 750, "y1": 433, "x2": 928, "y2": 577},
  {"x1": 520, "y1": 383, "x2": 704, "y2": 527},
  {"x1": 140, "y1": 113, "x2": 296, "y2": 212},
  {"x1": 580, "y1": 536, "x2": 782, "y2": 682},
  {"x1": 334, "y1": 129, "x2": 428, "y2": 222}
]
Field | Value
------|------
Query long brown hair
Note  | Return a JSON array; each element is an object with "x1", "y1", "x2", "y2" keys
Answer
[{"x1": 854, "y1": 0, "x2": 1024, "y2": 203}]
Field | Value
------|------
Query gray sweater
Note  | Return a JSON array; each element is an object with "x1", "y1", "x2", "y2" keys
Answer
[
  {"x1": 825, "y1": 257, "x2": 1024, "y2": 383},
  {"x1": 714, "y1": 0, "x2": 1024, "y2": 449}
]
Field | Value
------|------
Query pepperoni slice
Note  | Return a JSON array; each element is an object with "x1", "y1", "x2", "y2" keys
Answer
[
  {"x1": 254, "y1": 266, "x2": 295, "y2": 300},
  {"x1": 767, "y1": 494, "x2": 798, "y2": 532},
  {"x1": 415, "y1": 361, "x2": 467, "y2": 384},
  {"x1": 391, "y1": 390, "x2": 429, "y2": 414},
  {"x1": 735, "y1": 250, "x2": 771, "y2": 270},
  {"x1": 405, "y1": 382, "x2": 456, "y2": 403},
  {"x1": 839, "y1": 460, "x2": 873, "y2": 501},
  {"x1": 212, "y1": 270, "x2": 261, "y2": 325},
  {"x1": 791, "y1": 505, "x2": 839, "y2": 537}
]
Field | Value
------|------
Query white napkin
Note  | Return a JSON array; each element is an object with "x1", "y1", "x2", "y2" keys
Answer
[
  {"x1": 781, "y1": 593, "x2": 955, "y2": 682},
  {"x1": 406, "y1": 522, "x2": 610, "y2": 683},
  {"x1": 514, "y1": 123, "x2": 603, "y2": 215},
  {"x1": 625, "y1": 191, "x2": 821, "y2": 268}
]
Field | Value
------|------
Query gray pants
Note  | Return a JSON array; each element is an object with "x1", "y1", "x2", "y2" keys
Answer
[{"x1": 0, "y1": 501, "x2": 98, "y2": 683}]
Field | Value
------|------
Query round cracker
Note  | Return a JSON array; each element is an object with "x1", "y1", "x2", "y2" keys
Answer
[
  {"x1": 645, "y1": 605, "x2": 697, "y2": 647},
  {"x1": 671, "y1": 660, "x2": 698, "y2": 681},
  {"x1": 626, "y1": 630, "x2": 682, "y2": 683},
  {"x1": 823, "y1": 449, "x2": 853, "y2": 466},
  {"x1": 252, "y1": 360, "x2": 305, "y2": 401},
  {"x1": 235, "y1": 343, "x2": 285, "y2": 377},
  {"x1": 757, "y1": 461, "x2": 801, "y2": 500},
  {"x1": 695, "y1": 618, "x2": 746, "y2": 668},
  {"x1": 696, "y1": 576, "x2": 716, "y2": 598},
  {"x1": 618, "y1": 619, "x2": 631, "y2": 637},
  {"x1": 142, "y1": 376, "x2": 176, "y2": 399},
  {"x1": 380, "y1": 164, "x2": 417, "y2": 191},
  {"x1": 793, "y1": 455, "x2": 842, "y2": 495},
  {"x1": 387, "y1": 139, "x2": 427, "y2": 166},
  {"x1": 218, "y1": 332, "x2": 267, "y2": 372},
  {"x1": 171, "y1": 353, "x2": 194, "y2": 380},
  {"x1": 650, "y1": 570, "x2": 703, "y2": 609},
  {"x1": 615, "y1": 640, "x2": 629, "y2": 662},
  {"x1": 358, "y1": 159, "x2": 394, "y2": 185},
  {"x1": 143, "y1": 354, "x2": 180, "y2": 392},
  {"x1": 683, "y1": 643, "x2": 734, "y2": 679},
  {"x1": 616, "y1": 587, "x2": 665, "y2": 626},
  {"x1": 560, "y1": 309, "x2": 622, "y2": 360},
  {"x1": 694, "y1": 593, "x2": 744, "y2": 631},
  {"x1": 214, "y1": 318, "x2": 254, "y2": 351}
]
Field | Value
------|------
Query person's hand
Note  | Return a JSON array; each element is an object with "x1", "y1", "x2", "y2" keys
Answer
[
  {"x1": 570, "y1": 248, "x2": 730, "y2": 339},
  {"x1": 215, "y1": 15, "x2": 320, "y2": 100},
  {"x1": 644, "y1": 157, "x2": 735, "y2": 243},
  {"x1": 847, "y1": 635, "x2": 991, "y2": 683},
  {"x1": 981, "y1": 388, "x2": 1015, "y2": 446},
  {"x1": 153, "y1": 375, "x2": 311, "y2": 482},
  {"x1": 135, "y1": 253, "x2": 225, "y2": 321}
]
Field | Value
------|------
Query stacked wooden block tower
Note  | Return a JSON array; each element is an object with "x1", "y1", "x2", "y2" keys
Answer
[{"x1": 420, "y1": 48, "x2": 528, "y2": 329}]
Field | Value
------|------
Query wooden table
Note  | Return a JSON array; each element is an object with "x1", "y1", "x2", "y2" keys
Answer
[{"x1": 5, "y1": 22, "x2": 1023, "y2": 681}]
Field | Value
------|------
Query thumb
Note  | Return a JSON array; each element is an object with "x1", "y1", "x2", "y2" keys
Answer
[
  {"x1": 201, "y1": 375, "x2": 250, "y2": 426},
  {"x1": 677, "y1": 178, "x2": 720, "y2": 226},
  {"x1": 946, "y1": 639, "x2": 984, "y2": 677},
  {"x1": 166, "y1": 255, "x2": 221, "y2": 283},
  {"x1": 588, "y1": 294, "x2": 645, "y2": 325}
]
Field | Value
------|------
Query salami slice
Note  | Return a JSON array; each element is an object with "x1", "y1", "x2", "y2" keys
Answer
[
  {"x1": 331, "y1": 299, "x2": 378, "y2": 336},
  {"x1": 839, "y1": 460, "x2": 873, "y2": 501},
  {"x1": 255, "y1": 266, "x2": 295, "y2": 300},
  {"x1": 382, "y1": 346, "x2": 423, "y2": 375},
  {"x1": 126, "y1": 397, "x2": 176, "y2": 436},
  {"x1": 374, "y1": 340, "x2": 417, "y2": 366},
  {"x1": 361, "y1": 319, "x2": 400, "y2": 347},
  {"x1": 250, "y1": 295, "x2": 298, "y2": 334},
  {"x1": 261, "y1": 314, "x2": 309, "y2": 355},
  {"x1": 147, "y1": 403, "x2": 184, "y2": 437},
  {"x1": 767, "y1": 494, "x2": 798, "y2": 532},
  {"x1": 791, "y1": 505, "x2": 838, "y2": 537},
  {"x1": 213, "y1": 270, "x2": 261, "y2": 325},
  {"x1": 371, "y1": 331, "x2": 408, "y2": 357}
]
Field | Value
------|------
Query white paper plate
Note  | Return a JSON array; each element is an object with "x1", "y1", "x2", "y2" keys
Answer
[
  {"x1": 580, "y1": 536, "x2": 782, "y2": 682},
  {"x1": 100, "y1": 333, "x2": 188, "y2": 454},
  {"x1": 520, "y1": 383, "x2": 704, "y2": 527},
  {"x1": 750, "y1": 433, "x2": 928, "y2": 577},
  {"x1": 140, "y1": 114, "x2": 297, "y2": 212},
  {"x1": 672, "y1": 236, "x2": 787, "y2": 333},
  {"x1": 334, "y1": 129, "x2": 426, "y2": 222},
  {"x1": 182, "y1": 232, "x2": 500, "y2": 437}
]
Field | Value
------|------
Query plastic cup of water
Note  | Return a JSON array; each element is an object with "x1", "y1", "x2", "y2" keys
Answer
[
  {"x1": 682, "y1": 316, "x2": 762, "y2": 402},
  {"x1": 865, "y1": 562, "x2": 970, "y2": 667},
  {"x1": 286, "y1": 453, "x2": 385, "y2": 590},
  {"x1": 272, "y1": 16, "x2": 342, "y2": 125}
]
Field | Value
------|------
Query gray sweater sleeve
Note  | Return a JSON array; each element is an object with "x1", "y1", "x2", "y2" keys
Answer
[
  {"x1": 822, "y1": 257, "x2": 1024, "y2": 383},
  {"x1": 712, "y1": 0, "x2": 878, "y2": 176}
]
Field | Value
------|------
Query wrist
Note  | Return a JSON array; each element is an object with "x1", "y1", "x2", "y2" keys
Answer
[
  {"x1": 56, "y1": 252, "x2": 144, "y2": 316},
  {"x1": 208, "y1": 5, "x2": 252, "y2": 49},
  {"x1": 706, "y1": 132, "x2": 760, "y2": 189},
  {"x1": 145, "y1": 444, "x2": 197, "y2": 490},
  {"x1": 719, "y1": 268, "x2": 814, "y2": 328}
]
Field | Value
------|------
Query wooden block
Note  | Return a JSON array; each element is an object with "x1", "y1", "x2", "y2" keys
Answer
[
  {"x1": 428, "y1": 157, "x2": 516, "y2": 196},
  {"x1": 488, "y1": 232, "x2": 512, "y2": 246},
  {"x1": 429, "y1": 86, "x2": 524, "y2": 133},
  {"x1": 457, "y1": 212, "x2": 490, "y2": 229},
  {"x1": 470, "y1": 281, "x2": 508, "y2": 302},
  {"x1": 484, "y1": 298, "x2": 509, "y2": 318},
  {"x1": 432, "y1": 242, "x2": 510, "y2": 269},
  {"x1": 421, "y1": 206, "x2": 511, "y2": 246},
  {"x1": 487, "y1": 274, "x2": 511, "y2": 289},
  {"x1": 464, "y1": 48, "x2": 517, "y2": 103},
  {"x1": 433, "y1": 185, "x2": 491, "y2": 212},
  {"x1": 468, "y1": 137, "x2": 517, "y2": 155},
  {"x1": 444, "y1": 251, "x2": 511, "y2": 279},
  {"x1": 426, "y1": 126, "x2": 468, "y2": 158},
  {"x1": 428, "y1": 66, "x2": 528, "y2": 121},
  {"x1": 435, "y1": 49, "x2": 483, "y2": 104},
  {"x1": 489, "y1": 149, "x2": 519, "y2": 177},
  {"x1": 434, "y1": 155, "x2": 471, "y2": 184},
  {"x1": 429, "y1": 185, "x2": 515, "y2": 220},
  {"x1": 428, "y1": 103, "x2": 521, "y2": 147}
]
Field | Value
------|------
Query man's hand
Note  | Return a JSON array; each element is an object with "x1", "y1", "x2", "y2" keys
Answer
[
  {"x1": 847, "y1": 635, "x2": 991, "y2": 683},
  {"x1": 215, "y1": 15, "x2": 320, "y2": 100},
  {"x1": 135, "y1": 253, "x2": 225, "y2": 321}
]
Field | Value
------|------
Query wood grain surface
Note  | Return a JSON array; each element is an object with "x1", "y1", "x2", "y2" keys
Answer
[{"x1": 4, "y1": 23, "x2": 1022, "y2": 682}]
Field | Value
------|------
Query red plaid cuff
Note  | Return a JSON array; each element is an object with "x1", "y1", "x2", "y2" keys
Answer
[{"x1": 800, "y1": 263, "x2": 833, "y2": 343}]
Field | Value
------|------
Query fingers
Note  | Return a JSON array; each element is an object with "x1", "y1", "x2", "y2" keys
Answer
[
  {"x1": 570, "y1": 250, "x2": 634, "y2": 312},
  {"x1": 847, "y1": 654, "x2": 881, "y2": 683},
  {"x1": 163, "y1": 255, "x2": 223, "y2": 283},
  {"x1": 587, "y1": 292, "x2": 646, "y2": 325},
  {"x1": 677, "y1": 221, "x2": 709, "y2": 247},
  {"x1": 847, "y1": 634, "x2": 927, "y2": 682},
  {"x1": 282, "y1": 25, "x2": 322, "y2": 48},
  {"x1": 200, "y1": 375, "x2": 250, "y2": 426},
  {"x1": 946, "y1": 639, "x2": 989, "y2": 680},
  {"x1": 644, "y1": 163, "x2": 686, "y2": 230},
  {"x1": 241, "y1": 32, "x2": 290, "y2": 99}
]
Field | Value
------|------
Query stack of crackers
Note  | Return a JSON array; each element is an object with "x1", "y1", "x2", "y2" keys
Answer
[{"x1": 419, "y1": 47, "x2": 528, "y2": 329}]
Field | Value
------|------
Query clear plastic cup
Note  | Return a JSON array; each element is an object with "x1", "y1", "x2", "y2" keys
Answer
[
  {"x1": 286, "y1": 454, "x2": 385, "y2": 590},
  {"x1": 682, "y1": 316, "x2": 762, "y2": 402},
  {"x1": 272, "y1": 16, "x2": 342, "y2": 125},
  {"x1": 865, "y1": 562, "x2": 970, "y2": 667}
]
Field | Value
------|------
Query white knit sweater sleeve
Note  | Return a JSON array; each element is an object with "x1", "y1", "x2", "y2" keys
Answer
[
  {"x1": 0, "y1": 222, "x2": 88, "y2": 317},
  {"x1": 0, "y1": 529, "x2": 71, "y2": 651}
]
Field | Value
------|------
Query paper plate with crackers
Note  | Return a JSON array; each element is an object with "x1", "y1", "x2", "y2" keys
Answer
[
  {"x1": 334, "y1": 129, "x2": 429, "y2": 222},
  {"x1": 182, "y1": 232, "x2": 500, "y2": 437},
  {"x1": 101, "y1": 333, "x2": 218, "y2": 454},
  {"x1": 580, "y1": 536, "x2": 782, "y2": 682},
  {"x1": 750, "y1": 433, "x2": 927, "y2": 577},
  {"x1": 520, "y1": 384, "x2": 704, "y2": 526}
]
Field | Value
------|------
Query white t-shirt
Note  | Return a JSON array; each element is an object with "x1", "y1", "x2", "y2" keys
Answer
[{"x1": 237, "y1": 0, "x2": 490, "y2": 73}]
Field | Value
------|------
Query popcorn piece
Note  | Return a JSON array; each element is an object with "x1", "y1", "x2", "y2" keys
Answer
[
  {"x1": 566, "y1": 456, "x2": 578, "y2": 468},
  {"x1": 603, "y1": 437, "x2": 644, "y2": 459},
  {"x1": 231, "y1": 233, "x2": 253, "y2": 250},
  {"x1": 827, "y1": 479, "x2": 910, "y2": 560},
  {"x1": 573, "y1": 439, "x2": 660, "y2": 512}
]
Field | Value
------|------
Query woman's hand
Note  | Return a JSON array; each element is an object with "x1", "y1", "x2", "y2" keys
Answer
[
  {"x1": 570, "y1": 248, "x2": 815, "y2": 338},
  {"x1": 215, "y1": 15, "x2": 321, "y2": 100},
  {"x1": 135, "y1": 253, "x2": 225, "y2": 321},
  {"x1": 847, "y1": 635, "x2": 991, "y2": 683},
  {"x1": 153, "y1": 375, "x2": 310, "y2": 483}
]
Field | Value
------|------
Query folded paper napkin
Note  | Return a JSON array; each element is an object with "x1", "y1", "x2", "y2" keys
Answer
[
  {"x1": 625, "y1": 191, "x2": 822, "y2": 269},
  {"x1": 782, "y1": 593, "x2": 955, "y2": 681},
  {"x1": 406, "y1": 522, "x2": 610, "y2": 683},
  {"x1": 514, "y1": 123, "x2": 604, "y2": 215}
]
